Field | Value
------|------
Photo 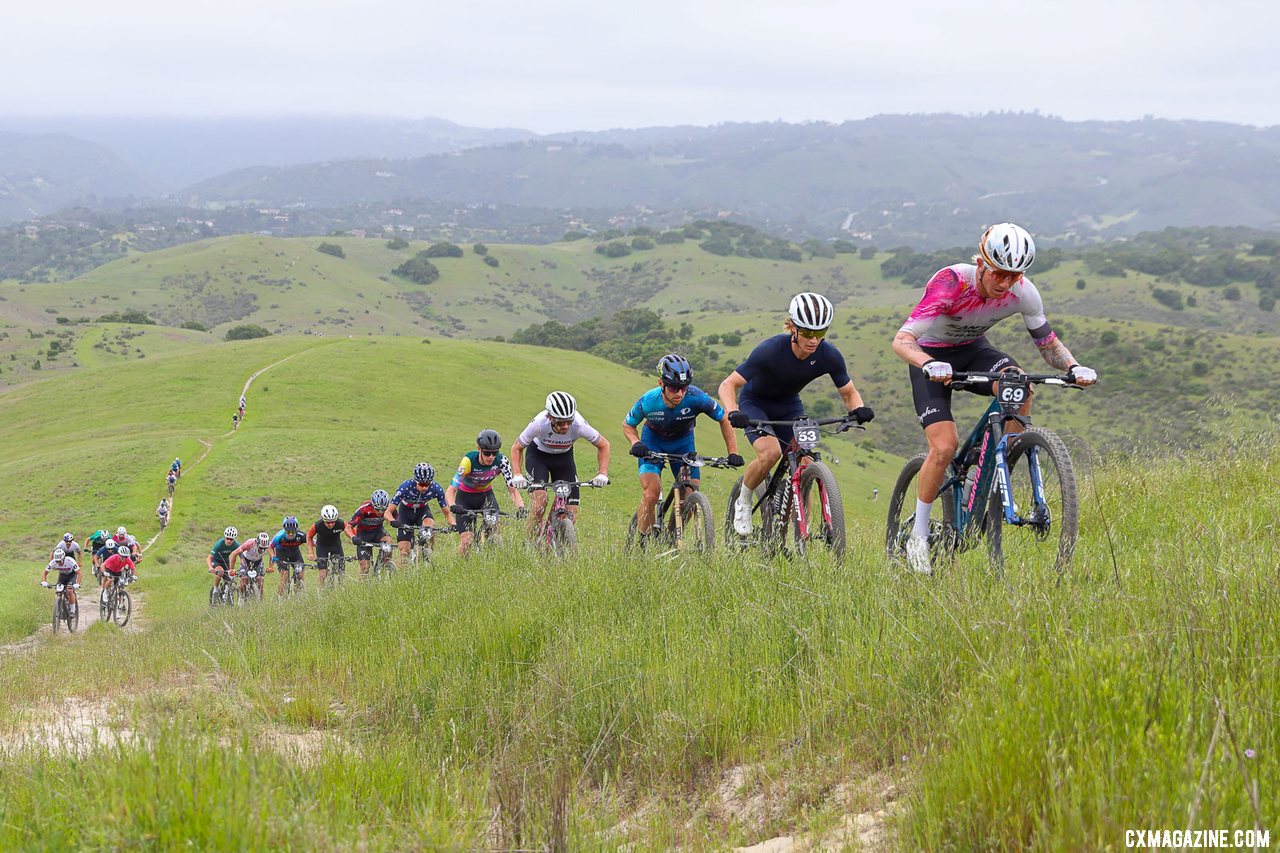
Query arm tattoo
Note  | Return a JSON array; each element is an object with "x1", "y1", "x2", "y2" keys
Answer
[
  {"x1": 893, "y1": 332, "x2": 929, "y2": 366},
  {"x1": 1039, "y1": 337, "x2": 1077, "y2": 372}
]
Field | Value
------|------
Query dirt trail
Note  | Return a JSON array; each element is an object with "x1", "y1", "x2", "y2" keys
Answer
[{"x1": 0, "y1": 586, "x2": 144, "y2": 657}]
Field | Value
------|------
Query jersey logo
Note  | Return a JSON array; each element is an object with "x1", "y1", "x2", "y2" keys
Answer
[
  {"x1": 809, "y1": 360, "x2": 816, "y2": 365},
  {"x1": 680, "y1": 407, "x2": 691, "y2": 414}
]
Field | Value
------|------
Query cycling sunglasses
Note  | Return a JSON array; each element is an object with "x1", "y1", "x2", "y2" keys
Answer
[{"x1": 796, "y1": 327, "x2": 828, "y2": 340}]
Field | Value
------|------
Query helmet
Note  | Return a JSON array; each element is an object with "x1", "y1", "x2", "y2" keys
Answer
[
  {"x1": 96, "y1": 530, "x2": 109, "y2": 541},
  {"x1": 370, "y1": 490, "x2": 390, "y2": 511},
  {"x1": 117, "y1": 546, "x2": 130, "y2": 557},
  {"x1": 978, "y1": 222, "x2": 1036, "y2": 273},
  {"x1": 320, "y1": 504, "x2": 339, "y2": 522},
  {"x1": 117, "y1": 526, "x2": 127, "y2": 536},
  {"x1": 788, "y1": 292, "x2": 835, "y2": 330},
  {"x1": 545, "y1": 391, "x2": 576, "y2": 420},
  {"x1": 62, "y1": 532, "x2": 74, "y2": 542},
  {"x1": 54, "y1": 548, "x2": 66, "y2": 560},
  {"x1": 224, "y1": 526, "x2": 238, "y2": 538},
  {"x1": 413, "y1": 462, "x2": 435, "y2": 484},
  {"x1": 173, "y1": 458, "x2": 181, "y2": 466},
  {"x1": 282, "y1": 515, "x2": 299, "y2": 532},
  {"x1": 658, "y1": 354, "x2": 692, "y2": 388},
  {"x1": 257, "y1": 532, "x2": 270, "y2": 547},
  {"x1": 476, "y1": 429, "x2": 502, "y2": 452}
]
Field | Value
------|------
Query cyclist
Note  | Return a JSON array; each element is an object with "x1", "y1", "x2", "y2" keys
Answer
[
  {"x1": 891, "y1": 222, "x2": 1098, "y2": 575},
  {"x1": 232, "y1": 412, "x2": 240, "y2": 431},
  {"x1": 387, "y1": 462, "x2": 453, "y2": 563},
  {"x1": 112, "y1": 526, "x2": 142, "y2": 561},
  {"x1": 270, "y1": 516, "x2": 309, "y2": 596},
  {"x1": 718, "y1": 292, "x2": 874, "y2": 536},
  {"x1": 239, "y1": 395, "x2": 247, "y2": 421},
  {"x1": 40, "y1": 548, "x2": 81, "y2": 616},
  {"x1": 345, "y1": 490, "x2": 395, "y2": 575},
  {"x1": 170, "y1": 458, "x2": 183, "y2": 479},
  {"x1": 623, "y1": 354, "x2": 744, "y2": 542},
  {"x1": 308, "y1": 504, "x2": 348, "y2": 585},
  {"x1": 445, "y1": 429, "x2": 527, "y2": 557},
  {"x1": 229, "y1": 532, "x2": 270, "y2": 599},
  {"x1": 510, "y1": 392, "x2": 610, "y2": 538},
  {"x1": 156, "y1": 498, "x2": 171, "y2": 528},
  {"x1": 50, "y1": 532, "x2": 83, "y2": 564},
  {"x1": 100, "y1": 545, "x2": 136, "y2": 602},
  {"x1": 86, "y1": 529, "x2": 112, "y2": 582},
  {"x1": 208, "y1": 526, "x2": 239, "y2": 592},
  {"x1": 165, "y1": 470, "x2": 178, "y2": 495}
]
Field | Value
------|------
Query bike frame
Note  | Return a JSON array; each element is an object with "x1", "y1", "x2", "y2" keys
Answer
[{"x1": 751, "y1": 418, "x2": 843, "y2": 541}]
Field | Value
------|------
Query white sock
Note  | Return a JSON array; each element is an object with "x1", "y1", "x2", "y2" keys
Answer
[
  {"x1": 738, "y1": 486, "x2": 754, "y2": 507},
  {"x1": 911, "y1": 499, "x2": 933, "y2": 540}
]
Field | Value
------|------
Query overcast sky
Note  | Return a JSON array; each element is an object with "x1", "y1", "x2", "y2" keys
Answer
[{"x1": 4, "y1": 0, "x2": 1277, "y2": 133}]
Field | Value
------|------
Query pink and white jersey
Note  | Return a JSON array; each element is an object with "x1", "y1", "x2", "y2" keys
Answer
[
  {"x1": 517, "y1": 412, "x2": 601, "y2": 454},
  {"x1": 899, "y1": 264, "x2": 1053, "y2": 347}
]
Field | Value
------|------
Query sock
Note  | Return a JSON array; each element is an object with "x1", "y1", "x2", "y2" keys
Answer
[
  {"x1": 737, "y1": 487, "x2": 754, "y2": 508},
  {"x1": 911, "y1": 499, "x2": 933, "y2": 540}
]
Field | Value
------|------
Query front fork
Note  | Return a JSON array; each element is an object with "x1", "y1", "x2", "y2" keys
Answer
[{"x1": 993, "y1": 439, "x2": 1046, "y2": 526}]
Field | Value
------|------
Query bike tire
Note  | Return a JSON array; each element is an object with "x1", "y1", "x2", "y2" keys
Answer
[
  {"x1": 69, "y1": 599, "x2": 79, "y2": 633},
  {"x1": 625, "y1": 512, "x2": 640, "y2": 551},
  {"x1": 551, "y1": 516, "x2": 577, "y2": 556},
  {"x1": 799, "y1": 461, "x2": 846, "y2": 558},
  {"x1": 987, "y1": 427, "x2": 1078, "y2": 575},
  {"x1": 114, "y1": 589, "x2": 132, "y2": 627},
  {"x1": 885, "y1": 452, "x2": 960, "y2": 562},
  {"x1": 52, "y1": 596, "x2": 61, "y2": 634},
  {"x1": 680, "y1": 490, "x2": 715, "y2": 552}
]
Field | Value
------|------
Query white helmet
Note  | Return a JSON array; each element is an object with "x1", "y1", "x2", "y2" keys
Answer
[
  {"x1": 545, "y1": 391, "x2": 576, "y2": 420},
  {"x1": 53, "y1": 548, "x2": 66, "y2": 560},
  {"x1": 256, "y1": 532, "x2": 270, "y2": 547},
  {"x1": 117, "y1": 526, "x2": 128, "y2": 536},
  {"x1": 224, "y1": 526, "x2": 238, "y2": 539},
  {"x1": 787, "y1": 292, "x2": 834, "y2": 330},
  {"x1": 979, "y1": 222, "x2": 1036, "y2": 273},
  {"x1": 320, "y1": 504, "x2": 339, "y2": 522}
]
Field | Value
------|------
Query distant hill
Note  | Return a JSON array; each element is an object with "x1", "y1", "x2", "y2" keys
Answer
[
  {"x1": 0, "y1": 131, "x2": 153, "y2": 221},
  {"x1": 0, "y1": 116, "x2": 537, "y2": 192},
  {"x1": 181, "y1": 114, "x2": 1280, "y2": 246}
]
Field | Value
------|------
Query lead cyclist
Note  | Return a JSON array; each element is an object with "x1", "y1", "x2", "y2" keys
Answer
[{"x1": 890, "y1": 222, "x2": 1098, "y2": 576}]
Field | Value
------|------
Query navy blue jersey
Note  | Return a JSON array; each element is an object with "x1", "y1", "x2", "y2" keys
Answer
[
  {"x1": 272, "y1": 529, "x2": 307, "y2": 556},
  {"x1": 391, "y1": 479, "x2": 447, "y2": 511},
  {"x1": 736, "y1": 335, "x2": 851, "y2": 404},
  {"x1": 625, "y1": 385, "x2": 725, "y2": 439}
]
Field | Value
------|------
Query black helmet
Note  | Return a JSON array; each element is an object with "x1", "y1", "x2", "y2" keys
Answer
[
  {"x1": 658, "y1": 354, "x2": 692, "y2": 387},
  {"x1": 476, "y1": 429, "x2": 502, "y2": 452}
]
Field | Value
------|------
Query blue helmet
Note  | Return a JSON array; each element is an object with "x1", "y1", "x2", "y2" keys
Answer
[
  {"x1": 371, "y1": 490, "x2": 391, "y2": 511},
  {"x1": 282, "y1": 516, "x2": 299, "y2": 532},
  {"x1": 658, "y1": 354, "x2": 692, "y2": 388}
]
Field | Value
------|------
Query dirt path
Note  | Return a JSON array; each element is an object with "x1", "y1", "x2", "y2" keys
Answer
[{"x1": 0, "y1": 587, "x2": 144, "y2": 657}]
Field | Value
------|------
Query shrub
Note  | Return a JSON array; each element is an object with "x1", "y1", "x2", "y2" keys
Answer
[
  {"x1": 630, "y1": 237, "x2": 655, "y2": 251},
  {"x1": 180, "y1": 321, "x2": 208, "y2": 332},
  {"x1": 1100, "y1": 330, "x2": 1120, "y2": 346},
  {"x1": 317, "y1": 242, "x2": 345, "y2": 258},
  {"x1": 656, "y1": 231, "x2": 685, "y2": 244},
  {"x1": 595, "y1": 242, "x2": 632, "y2": 259},
  {"x1": 1076, "y1": 279, "x2": 1087, "y2": 290},
  {"x1": 1151, "y1": 288, "x2": 1184, "y2": 310},
  {"x1": 483, "y1": 255, "x2": 499, "y2": 268},
  {"x1": 392, "y1": 255, "x2": 441, "y2": 285},
  {"x1": 386, "y1": 237, "x2": 409, "y2": 250},
  {"x1": 424, "y1": 241, "x2": 463, "y2": 258},
  {"x1": 224, "y1": 324, "x2": 271, "y2": 341},
  {"x1": 473, "y1": 243, "x2": 488, "y2": 256},
  {"x1": 1224, "y1": 286, "x2": 1242, "y2": 301},
  {"x1": 561, "y1": 231, "x2": 589, "y2": 242},
  {"x1": 96, "y1": 309, "x2": 155, "y2": 325}
]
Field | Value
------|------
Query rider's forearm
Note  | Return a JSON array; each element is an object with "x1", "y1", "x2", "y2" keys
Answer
[
  {"x1": 717, "y1": 374, "x2": 745, "y2": 412},
  {"x1": 596, "y1": 440, "x2": 610, "y2": 475},
  {"x1": 622, "y1": 423, "x2": 640, "y2": 446},
  {"x1": 1037, "y1": 337, "x2": 1078, "y2": 372},
  {"x1": 837, "y1": 381, "x2": 864, "y2": 411},
  {"x1": 719, "y1": 417, "x2": 739, "y2": 454},
  {"x1": 892, "y1": 331, "x2": 932, "y2": 368}
]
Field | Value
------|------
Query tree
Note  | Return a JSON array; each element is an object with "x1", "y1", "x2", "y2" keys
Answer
[
  {"x1": 656, "y1": 230, "x2": 685, "y2": 244},
  {"x1": 386, "y1": 237, "x2": 409, "y2": 250},
  {"x1": 225, "y1": 324, "x2": 271, "y2": 341},
  {"x1": 180, "y1": 320, "x2": 208, "y2": 331},
  {"x1": 562, "y1": 231, "x2": 589, "y2": 242},
  {"x1": 473, "y1": 243, "x2": 488, "y2": 255},
  {"x1": 317, "y1": 242, "x2": 345, "y2": 258},
  {"x1": 393, "y1": 254, "x2": 441, "y2": 285},
  {"x1": 483, "y1": 255, "x2": 500, "y2": 268},
  {"x1": 595, "y1": 241, "x2": 632, "y2": 258},
  {"x1": 424, "y1": 241, "x2": 463, "y2": 258}
]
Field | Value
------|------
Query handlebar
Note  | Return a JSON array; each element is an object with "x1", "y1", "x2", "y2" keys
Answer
[
  {"x1": 523, "y1": 481, "x2": 604, "y2": 491},
  {"x1": 951, "y1": 371, "x2": 1082, "y2": 388},
  {"x1": 640, "y1": 451, "x2": 737, "y2": 469},
  {"x1": 744, "y1": 416, "x2": 866, "y2": 433}
]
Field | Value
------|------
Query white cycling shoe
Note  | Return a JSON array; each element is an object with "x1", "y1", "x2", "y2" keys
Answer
[
  {"x1": 732, "y1": 496, "x2": 753, "y2": 536},
  {"x1": 905, "y1": 536, "x2": 933, "y2": 576}
]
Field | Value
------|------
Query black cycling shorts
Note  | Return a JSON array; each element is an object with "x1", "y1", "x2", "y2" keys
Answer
[
  {"x1": 525, "y1": 445, "x2": 580, "y2": 505},
  {"x1": 315, "y1": 545, "x2": 345, "y2": 570},
  {"x1": 352, "y1": 531, "x2": 389, "y2": 560},
  {"x1": 738, "y1": 397, "x2": 805, "y2": 447},
  {"x1": 909, "y1": 337, "x2": 1021, "y2": 429},
  {"x1": 238, "y1": 558, "x2": 264, "y2": 576},
  {"x1": 57, "y1": 571, "x2": 78, "y2": 587},
  {"x1": 453, "y1": 490, "x2": 498, "y2": 535}
]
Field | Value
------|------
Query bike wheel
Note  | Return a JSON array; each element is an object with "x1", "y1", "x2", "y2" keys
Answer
[
  {"x1": 550, "y1": 516, "x2": 577, "y2": 556},
  {"x1": 988, "y1": 427, "x2": 1078, "y2": 575},
  {"x1": 625, "y1": 513, "x2": 640, "y2": 551},
  {"x1": 798, "y1": 462, "x2": 845, "y2": 558},
  {"x1": 679, "y1": 490, "x2": 716, "y2": 552},
  {"x1": 114, "y1": 589, "x2": 132, "y2": 627},
  {"x1": 885, "y1": 452, "x2": 959, "y2": 562},
  {"x1": 69, "y1": 599, "x2": 79, "y2": 633},
  {"x1": 52, "y1": 596, "x2": 61, "y2": 633}
]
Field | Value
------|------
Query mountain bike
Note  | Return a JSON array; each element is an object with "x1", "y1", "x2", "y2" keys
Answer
[
  {"x1": 275, "y1": 559, "x2": 307, "y2": 596},
  {"x1": 885, "y1": 370, "x2": 1081, "y2": 575},
  {"x1": 353, "y1": 538, "x2": 397, "y2": 578},
  {"x1": 394, "y1": 524, "x2": 437, "y2": 567},
  {"x1": 626, "y1": 453, "x2": 735, "y2": 553},
  {"x1": 524, "y1": 481, "x2": 605, "y2": 555},
  {"x1": 237, "y1": 565, "x2": 264, "y2": 604},
  {"x1": 317, "y1": 553, "x2": 348, "y2": 588},
  {"x1": 726, "y1": 416, "x2": 860, "y2": 559},
  {"x1": 451, "y1": 505, "x2": 511, "y2": 552},
  {"x1": 44, "y1": 581, "x2": 79, "y2": 634},
  {"x1": 102, "y1": 574, "x2": 133, "y2": 627},
  {"x1": 209, "y1": 567, "x2": 237, "y2": 608}
]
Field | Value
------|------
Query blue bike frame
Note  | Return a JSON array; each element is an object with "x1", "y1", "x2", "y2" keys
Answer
[{"x1": 945, "y1": 398, "x2": 1048, "y2": 539}]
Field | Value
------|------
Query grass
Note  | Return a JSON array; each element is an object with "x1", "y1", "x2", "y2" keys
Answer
[{"x1": 0, "y1": 402, "x2": 1276, "y2": 847}]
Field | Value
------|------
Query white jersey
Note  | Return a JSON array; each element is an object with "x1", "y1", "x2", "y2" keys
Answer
[
  {"x1": 52, "y1": 540, "x2": 82, "y2": 559},
  {"x1": 238, "y1": 541, "x2": 267, "y2": 563},
  {"x1": 517, "y1": 411, "x2": 602, "y2": 454},
  {"x1": 47, "y1": 556, "x2": 79, "y2": 574},
  {"x1": 899, "y1": 264, "x2": 1051, "y2": 347}
]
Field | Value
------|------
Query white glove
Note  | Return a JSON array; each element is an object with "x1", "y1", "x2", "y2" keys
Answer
[
  {"x1": 591, "y1": 474, "x2": 610, "y2": 488},
  {"x1": 41, "y1": 581, "x2": 49, "y2": 588},
  {"x1": 510, "y1": 474, "x2": 528, "y2": 490},
  {"x1": 923, "y1": 360, "x2": 953, "y2": 381},
  {"x1": 380, "y1": 542, "x2": 392, "y2": 553},
  {"x1": 73, "y1": 583, "x2": 80, "y2": 589},
  {"x1": 1068, "y1": 365, "x2": 1097, "y2": 385}
]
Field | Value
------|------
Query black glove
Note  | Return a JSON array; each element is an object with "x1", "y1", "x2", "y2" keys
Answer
[
  {"x1": 847, "y1": 406, "x2": 875, "y2": 425},
  {"x1": 449, "y1": 504, "x2": 462, "y2": 514},
  {"x1": 726, "y1": 453, "x2": 745, "y2": 468},
  {"x1": 629, "y1": 441, "x2": 650, "y2": 458},
  {"x1": 727, "y1": 410, "x2": 750, "y2": 428},
  {"x1": 515, "y1": 507, "x2": 528, "y2": 520}
]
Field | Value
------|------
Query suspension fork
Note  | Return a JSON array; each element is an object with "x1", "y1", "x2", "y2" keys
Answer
[{"x1": 790, "y1": 454, "x2": 810, "y2": 539}]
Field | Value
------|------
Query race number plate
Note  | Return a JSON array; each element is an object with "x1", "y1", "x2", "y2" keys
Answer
[
  {"x1": 794, "y1": 417, "x2": 821, "y2": 450},
  {"x1": 997, "y1": 373, "x2": 1029, "y2": 410}
]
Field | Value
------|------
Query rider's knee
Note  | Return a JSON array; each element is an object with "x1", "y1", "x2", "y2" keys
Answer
[
  {"x1": 641, "y1": 482, "x2": 660, "y2": 503},
  {"x1": 755, "y1": 442, "x2": 782, "y2": 467}
]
